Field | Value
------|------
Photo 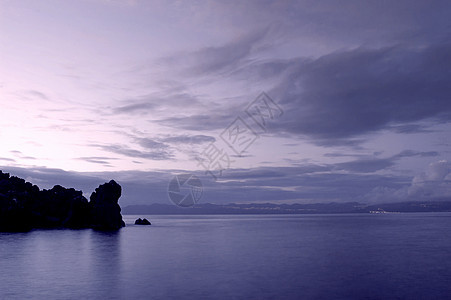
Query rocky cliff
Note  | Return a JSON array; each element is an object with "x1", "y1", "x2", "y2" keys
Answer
[{"x1": 0, "y1": 171, "x2": 125, "y2": 231}]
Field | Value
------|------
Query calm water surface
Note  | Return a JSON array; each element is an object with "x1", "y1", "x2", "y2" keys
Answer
[{"x1": 1, "y1": 213, "x2": 451, "y2": 299}]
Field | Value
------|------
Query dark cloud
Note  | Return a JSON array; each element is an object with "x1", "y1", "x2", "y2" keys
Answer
[
  {"x1": 154, "y1": 44, "x2": 451, "y2": 145},
  {"x1": 142, "y1": 5, "x2": 451, "y2": 144},
  {"x1": 256, "y1": 1, "x2": 449, "y2": 47},
  {"x1": 269, "y1": 43, "x2": 451, "y2": 145}
]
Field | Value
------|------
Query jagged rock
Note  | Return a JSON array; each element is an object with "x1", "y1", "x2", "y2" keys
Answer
[
  {"x1": 0, "y1": 171, "x2": 125, "y2": 231},
  {"x1": 135, "y1": 218, "x2": 151, "y2": 225},
  {"x1": 89, "y1": 180, "x2": 125, "y2": 230},
  {"x1": 32, "y1": 185, "x2": 90, "y2": 228},
  {"x1": 0, "y1": 172, "x2": 38, "y2": 231}
]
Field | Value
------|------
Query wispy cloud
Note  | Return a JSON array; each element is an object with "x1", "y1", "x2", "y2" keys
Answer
[
  {"x1": 111, "y1": 92, "x2": 203, "y2": 117},
  {"x1": 335, "y1": 150, "x2": 441, "y2": 173},
  {"x1": 26, "y1": 90, "x2": 49, "y2": 100},
  {"x1": 10, "y1": 150, "x2": 36, "y2": 160},
  {"x1": 91, "y1": 143, "x2": 174, "y2": 161},
  {"x1": 113, "y1": 102, "x2": 157, "y2": 114},
  {"x1": 0, "y1": 157, "x2": 16, "y2": 162},
  {"x1": 161, "y1": 135, "x2": 215, "y2": 144},
  {"x1": 76, "y1": 156, "x2": 119, "y2": 166},
  {"x1": 156, "y1": 114, "x2": 231, "y2": 131},
  {"x1": 158, "y1": 28, "x2": 270, "y2": 76}
]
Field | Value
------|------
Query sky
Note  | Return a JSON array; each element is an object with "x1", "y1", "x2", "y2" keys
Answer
[{"x1": 1, "y1": 0, "x2": 451, "y2": 206}]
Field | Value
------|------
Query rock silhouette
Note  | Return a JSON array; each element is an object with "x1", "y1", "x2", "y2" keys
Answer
[
  {"x1": 135, "y1": 218, "x2": 151, "y2": 225},
  {"x1": 89, "y1": 180, "x2": 125, "y2": 230},
  {"x1": 0, "y1": 171, "x2": 125, "y2": 232}
]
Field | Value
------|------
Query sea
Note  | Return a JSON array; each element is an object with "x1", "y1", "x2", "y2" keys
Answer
[{"x1": 1, "y1": 213, "x2": 451, "y2": 299}]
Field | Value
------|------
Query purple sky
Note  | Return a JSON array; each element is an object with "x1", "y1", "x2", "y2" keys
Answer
[{"x1": 1, "y1": 0, "x2": 451, "y2": 206}]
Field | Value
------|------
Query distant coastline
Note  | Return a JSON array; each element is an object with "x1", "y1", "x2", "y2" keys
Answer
[{"x1": 123, "y1": 201, "x2": 451, "y2": 215}]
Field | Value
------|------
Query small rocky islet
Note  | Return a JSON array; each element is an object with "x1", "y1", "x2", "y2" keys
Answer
[
  {"x1": 135, "y1": 218, "x2": 151, "y2": 225},
  {"x1": 0, "y1": 170, "x2": 125, "y2": 232}
]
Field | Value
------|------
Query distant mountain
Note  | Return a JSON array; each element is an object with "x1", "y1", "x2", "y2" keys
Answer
[{"x1": 123, "y1": 200, "x2": 451, "y2": 215}]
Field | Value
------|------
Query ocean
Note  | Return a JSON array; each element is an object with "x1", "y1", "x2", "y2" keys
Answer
[{"x1": 1, "y1": 213, "x2": 451, "y2": 299}]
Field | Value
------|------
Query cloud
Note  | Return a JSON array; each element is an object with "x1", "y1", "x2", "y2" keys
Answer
[
  {"x1": 215, "y1": 165, "x2": 409, "y2": 203},
  {"x1": 157, "y1": 113, "x2": 234, "y2": 131},
  {"x1": 152, "y1": 42, "x2": 451, "y2": 145},
  {"x1": 362, "y1": 160, "x2": 451, "y2": 202},
  {"x1": 0, "y1": 163, "x2": 406, "y2": 206},
  {"x1": 3, "y1": 1, "x2": 451, "y2": 208},
  {"x1": 87, "y1": 133, "x2": 217, "y2": 164},
  {"x1": 134, "y1": 137, "x2": 168, "y2": 149},
  {"x1": 10, "y1": 150, "x2": 37, "y2": 160},
  {"x1": 266, "y1": 43, "x2": 451, "y2": 145},
  {"x1": 113, "y1": 102, "x2": 156, "y2": 114},
  {"x1": 0, "y1": 158, "x2": 15, "y2": 162},
  {"x1": 123, "y1": 132, "x2": 216, "y2": 149},
  {"x1": 26, "y1": 90, "x2": 49, "y2": 100},
  {"x1": 112, "y1": 92, "x2": 201, "y2": 115},
  {"x1": 388, "y1": 124, "x2": 433, "y2": 134},
  {"x1": 91, "y1": 143, "x2": 174, "y2": 160},
  {"x1": 159, "y1": 28, "x2": 269, "y2": 76},
  {"x1": 336, "y1": 158, "x2": 395, "y2": 173},
  {"x1": 76, "y1": 156, "x2": 119, "y2": 166},
  {"x1": 334, "y1": 150, "x2": 440, "y2": 173},
  {"x1": 393, "y1": 150, "x2": 439, "y2": 159},
  {"x1": 4, "y1": 159, "x2": 449, "y2": 206},
  {"x1": 161, "y1": 135, "x2": 215, "y2": 144},
  {"x1": 408, "y1": 160, "x2": 451, "y2": 199}
]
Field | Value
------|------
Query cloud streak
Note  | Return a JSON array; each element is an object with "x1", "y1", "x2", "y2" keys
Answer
[
  {"x1": 159, "y1": 28, "x2": 270, "y2": 76},
  {"x1": 91, "y1": 144, "x2": 174, "y2": 161}
]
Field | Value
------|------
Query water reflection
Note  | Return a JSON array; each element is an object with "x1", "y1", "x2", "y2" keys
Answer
[
  {"x1": 0, "y1": 229, "x2": 123, "y2": 299},
  {"x1": 87, "y1": 230, "x2": 122, "y2": 298}
]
